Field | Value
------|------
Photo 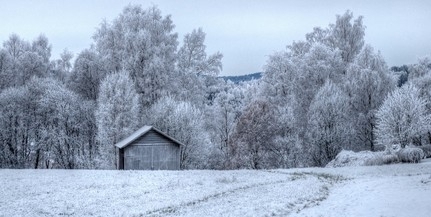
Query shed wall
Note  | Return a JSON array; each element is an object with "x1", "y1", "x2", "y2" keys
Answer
[
  {"x1": 122, "y1": 129, "x2": 181, "y2": 170},
  {"x1": 134, "y1": 130, "x2": 172, "y2": 144},
  {"x1": 123, "y1": 144, "x2": 180, "y2": 170}
]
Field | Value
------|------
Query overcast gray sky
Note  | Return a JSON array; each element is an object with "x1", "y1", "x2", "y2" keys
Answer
[{"x1": 1, "y1": 0, "x2": 430, "y2": 76}]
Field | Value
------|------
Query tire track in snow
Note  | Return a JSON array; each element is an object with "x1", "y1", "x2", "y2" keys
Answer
[
  {"x1": 144, "y1": 179, "x2": 289, "y2": 216},
  {"x1": 144, "y1": 171, "x2": 346, "y2": 217}
]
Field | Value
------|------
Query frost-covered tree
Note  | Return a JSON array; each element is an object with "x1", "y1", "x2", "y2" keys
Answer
[
  {"x1": 31, "y1": 34, "x2": 51, "y2": 66},
  {"x1": 306, "y1": 81, "x2": 353, "y2": 166},
  {"x1": 93, "y1": 5, "x2": 178, "y2": 108},
  {"x1": 231, "y1": 99, "x2": 277, "y2": 169},
  {"x1": 260, "y1": 12, "x2": 363, "y2": 167},
  {"x1": 2, "y1": 34, "x2": 52, "y2": 87},
  {"x1": 96, "y1": 71, "x2": 140, "y2": 169},
  {"x1": 177, "y1": 28, "x2": 223, "y2": 76},
  {"x1": 0, "y1": 48, "x2": 13, "y2": 90},
  {"x1": 295, "y1": 10, "x2": 365, "y2": 64},
  {"x1": 175, "y1": 28, "x2": 223, "y2": 106},
  {"x1": 0, "y1": 85, "x2": 31, "y2": 168},
  {"x1": 146, "y1": 96, "x2": 210, "y2": 169},
  {"x1": 0, "y1": 77, "x2": 95, "y2": 169},
  {"x1": 345, "y1": 45, "x2": 396, "y2": 150},
  {"x1": 69, "y1": 49, "x2": 106, "y2": 101},
  {"x1": 36, "y1": 79, "x2": 86, "y2": 169},
  {"x1": 327, "y1": 10, "x2": 365, "y2": 63},
  {"x1": 3, "y1": 34, "x2": 29, "y2": 61},
  {"x1": 407, "y1": 57, "x2": 431, "y2": 143},
  {"x1": 20, "y1": 35, "x2": 52, "y2": 85},
  {"x1": 266, "y1": 105, "x2": 302, "y2": 168},
  {"x1": 261, "y1": 51, "x2": 297, "y2": 105},
  {"x1": 305, "y1": 27, "x2": 329, "y2": 45},
  {"x1": 408, "y1": 57, "x2": 431, "y2": 80},
  {"x1": 293, "y1": 43, "x2": 345, "y2": 134},
  {"x1": 262, "y1": 43, "x2": 344, "y2": 134},
  {"x1": 50, "y1": 49, "x2": 73, "y2": 83},
  {"x1": 375, "y1": 84, "x2": 431, "y2": 148},
  {"x1": 407, "y1": 57, "x2": 431, "y2": 108},
  {"x1": 206, "y1": 83, "x2": 245, "y2": 168}
]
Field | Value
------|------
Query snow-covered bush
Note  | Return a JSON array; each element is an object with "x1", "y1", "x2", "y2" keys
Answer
[
  {"x1": 326, "y1": 150, "x2": 400, "y2": 167},
  {"x1": 418, "y1": 145, "x2": 431, "y2": 158},
  {"x1": 396, "y1": 147, "x2": 424, "y2": 163},
  {"x1": 326, "y1": 150, "x2": 382, "y2": 167},
  {"x1": 364, "y1": 154, "x2": 398, "y2": 166},
  {"x1": 382, "y1": 154, "x2": 399, "y2": 164}
]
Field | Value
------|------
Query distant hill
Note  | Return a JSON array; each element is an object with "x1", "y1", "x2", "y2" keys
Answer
[{"x1": 219, "y1": 72, "x2": 262, "y2": 84}]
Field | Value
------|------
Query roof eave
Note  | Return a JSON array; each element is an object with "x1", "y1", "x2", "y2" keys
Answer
[{"x1": 114, "y1": 126, "x2": 185, "y2": 149}]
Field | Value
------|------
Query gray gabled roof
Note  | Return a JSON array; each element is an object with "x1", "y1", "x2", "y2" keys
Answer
[{"x1": 115, "y1": 125, "x2": 184, "y2": 149}]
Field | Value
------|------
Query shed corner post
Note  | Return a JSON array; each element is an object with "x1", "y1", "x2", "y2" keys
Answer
[{"x1": 117, "y1": 147, "x2": 124, "y2": 170}]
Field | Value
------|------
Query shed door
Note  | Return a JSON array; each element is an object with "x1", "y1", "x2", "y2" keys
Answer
[{"x1": 124, "y1": 144, "x2": 179, "y2": 170}]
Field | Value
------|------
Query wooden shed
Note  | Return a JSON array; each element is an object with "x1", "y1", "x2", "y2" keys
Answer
[{"x1": 115, "y1": 126, "x2": 182, "y2": 170}]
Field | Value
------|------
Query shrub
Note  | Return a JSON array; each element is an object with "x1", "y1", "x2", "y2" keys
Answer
[
  {"x1": 326, "y1": 150, "x2": 383, "y2": 167},
  {"x1": 418, "y1": 145, "x2": 431, "y2": 158},
  {"x1": 397, "y1": 147, "x2": 424, "y2": 163},
  {"x1": 364, "y1": 154, "x2": 398, "y2": 166}
]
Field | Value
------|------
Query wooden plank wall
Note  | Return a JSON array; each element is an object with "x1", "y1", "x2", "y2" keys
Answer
[{"x1": 123, "y1": 129, "x2": 181, "y2": 170}]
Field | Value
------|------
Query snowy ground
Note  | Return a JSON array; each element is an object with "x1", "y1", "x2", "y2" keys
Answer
[{"x1": 1, "y1": 159, "x2": 431, "y2": 217}]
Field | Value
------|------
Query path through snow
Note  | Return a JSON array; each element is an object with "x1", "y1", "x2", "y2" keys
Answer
[{"x1": 291, "y1": 159, "x2": 431, "y2": 217}]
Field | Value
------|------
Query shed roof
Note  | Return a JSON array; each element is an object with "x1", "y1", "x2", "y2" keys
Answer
[{"x1": 115, "y1": 126, "x2": 184, "y2": 149}]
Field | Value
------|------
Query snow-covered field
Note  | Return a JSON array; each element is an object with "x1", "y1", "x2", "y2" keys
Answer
[{"x1": 1, "y1": 159, "x2": 431, "y2": 217}]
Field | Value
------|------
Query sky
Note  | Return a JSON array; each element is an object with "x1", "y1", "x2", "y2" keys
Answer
[{"x1": 1, "y1": 0, "x2": 430, "y2": 76}]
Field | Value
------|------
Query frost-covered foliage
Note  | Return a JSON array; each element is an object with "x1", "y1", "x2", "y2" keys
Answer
[
  {"x1": 327, "y1": 11, "x2": 365, "y2": 63},
  {"x1": 269, "y1": 105, "x2": 303, "y2": 168},
  {"x1": 295, "y1": 44, "x2": 345, "y2": 127},
  {"x1": 406, "y1": 57, "x2": 431, "y2": 143},
  {"x1": 408, "y1": 57, "x2": 431, "y2": 80},
  {"x1": 68, "y1": 49, "x2": 106, "y2": 101},
  {"x1": 257, "y1": 10, "x2": 374, "y2": 168},
  {"x1": 0, "y1": 78, "x2": 95, "y2": 169},
  {"x1": 50, "y1": 49, "x2": 73, "y2": 83},
  {"x1": 261, "y1": 51, "x2": 297, "y2": 105},
  {"x1": 345, "y1": 45, "x2": 396, "y2": 151},
  {"x1": 175, "y1": 28, "x2": 223, "y2": 106},
  {"x1": 230, "y1": 99, "x2": 277, "y2": 169},
  {"x1": 206, "y1": 83, "x2": 246, "y2": 169},
  {"x1": 96, "y1": 71, "x2": 139, "y2": 169},
  {"x1": 307, "y1": 81, "x2": 354, "y2": 166},
  {"x1": 146, "y1": 96, "x2": 210, "y2": 169},
  {"x1": 93, "y1": 5, "x2": 178, "y2": 108},
  {"x1": 375, "y1": 84, "x2": 431, "y2": 148},
  {"x1": 0, "y1": 34, "x2": 52, "y2": 89},
  {"x1": 231, "y1": 98, "x2": 302, "y2": 169},
  {"x1": 177, "y1": 28, "x2": 223, "y2": 76}
]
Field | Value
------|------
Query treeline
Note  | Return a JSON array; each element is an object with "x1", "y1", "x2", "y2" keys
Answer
[{"x1": 0, "y1": 6, "x2": 430, "y2": 169}]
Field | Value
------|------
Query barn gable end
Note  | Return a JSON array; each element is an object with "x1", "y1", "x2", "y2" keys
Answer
[
  {"x1": 133, "y1": 129, "x2": 175, "y2": 145},
  {"x1": 115, "y1": 126, "x2": 182, "y2": 170}
]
